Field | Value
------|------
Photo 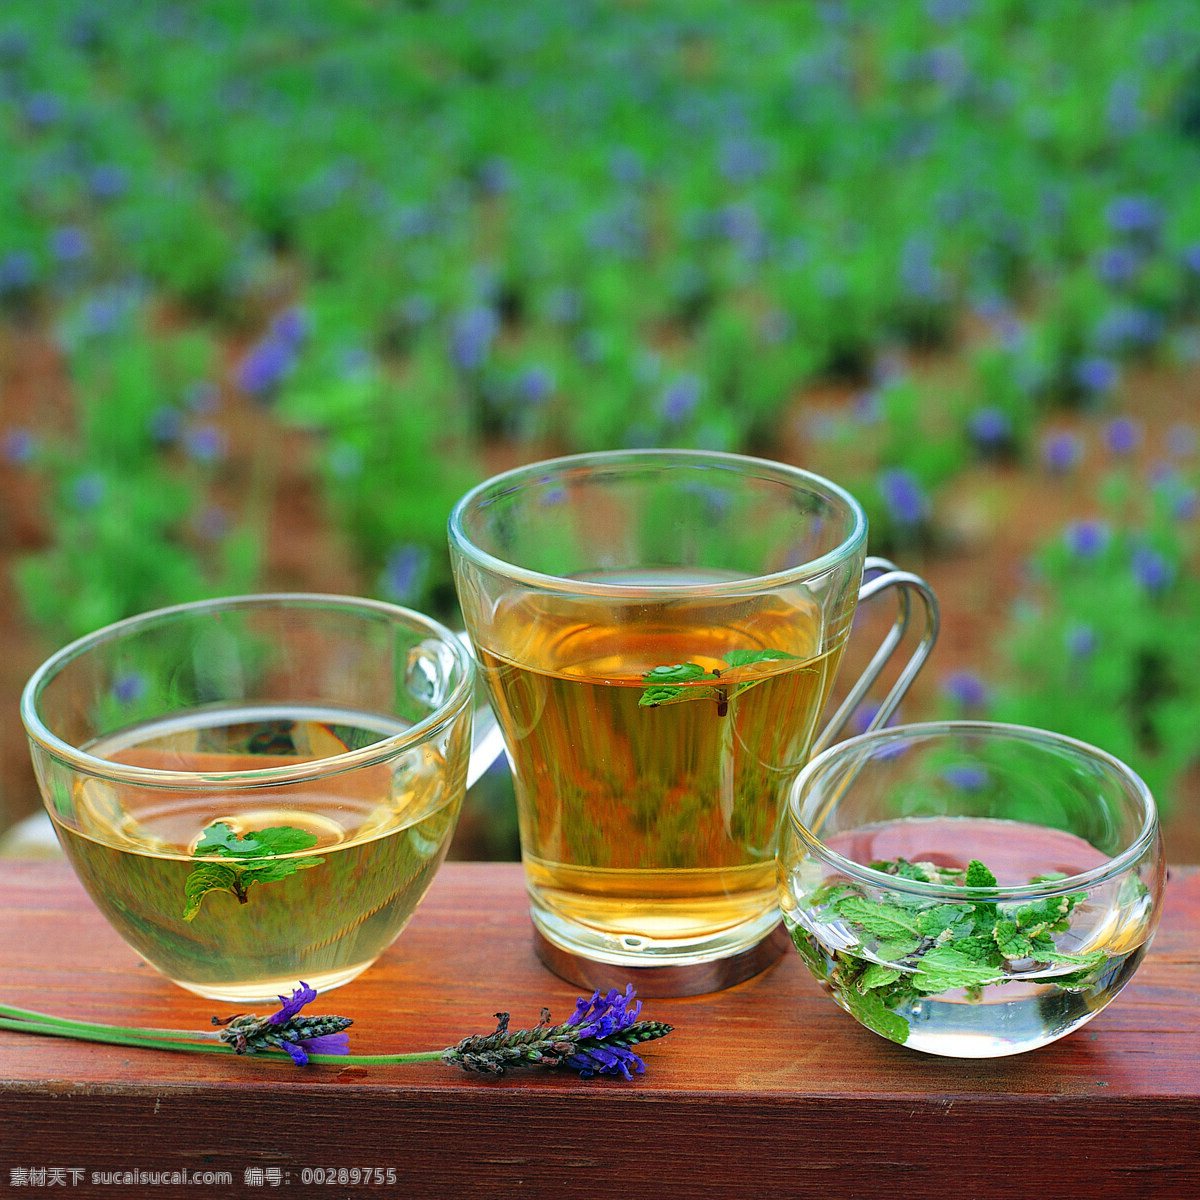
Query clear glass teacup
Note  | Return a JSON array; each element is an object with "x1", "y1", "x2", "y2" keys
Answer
[
  {"x1": 449, "y1": 449, "x2": 939, "y2": 994},
  {"x1": 21, "y1": 593, "x2": 495, "y2": 1003},
  {"x1": 778, "y1": 721, "x2": 1165, "y2": 1056}
]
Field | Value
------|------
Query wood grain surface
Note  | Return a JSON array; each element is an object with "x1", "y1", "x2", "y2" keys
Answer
[{"x1": 1, "y1": 860, "x2": 1196, "y2": 1199}]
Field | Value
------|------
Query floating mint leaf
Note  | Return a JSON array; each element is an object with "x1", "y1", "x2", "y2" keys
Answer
[
  {"x1": 183, "y1": 863, "x2": 240, "y2": 923},
  {"x1": 183, "y1": 821, "x2": 324, "y2": 920},
  {"x1": 643, "y1": 663, "x2": 712, "y2": 683},
  {"x1": 721, "y1": 648, "x2": 800, "y2": 667},
  {"x1": 834, "y1": 896, "x2": 923, "y2": 944}
]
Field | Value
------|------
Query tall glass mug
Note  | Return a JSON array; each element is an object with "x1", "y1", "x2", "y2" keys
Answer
[
  {"x1": 21, "y1": 594, "x2": 494, "y2": 1004},
  {"x1": 449, "y1": 450, "x2": 939, "y2": 995}
]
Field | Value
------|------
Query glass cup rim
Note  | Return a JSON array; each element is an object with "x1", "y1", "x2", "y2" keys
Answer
[
  {"x1": 20, "y1": 592, "x2": 476, "y2": 791},
  {"x1": 784, "y1": 719, "x2": 1160, "y2": 901},
  {"x1": 447, "y1": 447, "x2": 869, "y2": 597}
]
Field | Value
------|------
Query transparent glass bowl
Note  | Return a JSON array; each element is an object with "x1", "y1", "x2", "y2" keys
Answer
[{"x1": 777, "y1": 721, "x2": 1165, "y2": 1057}]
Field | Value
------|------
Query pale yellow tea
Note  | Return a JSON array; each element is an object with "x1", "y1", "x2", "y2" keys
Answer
[
  {"x1": 477, "y1": 576, "x2": 846, "y2": 960},
  {"x1": 50, "y1": 706, "x2": 464, "y2": 1002}
]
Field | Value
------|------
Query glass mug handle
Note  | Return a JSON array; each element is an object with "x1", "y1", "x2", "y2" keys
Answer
[
  {"x1": 457, "y1": 632, "x2": 508, "y2": 788},
  {"x1": 809, "y1": 556, "x2": 941, "y2": 758}
]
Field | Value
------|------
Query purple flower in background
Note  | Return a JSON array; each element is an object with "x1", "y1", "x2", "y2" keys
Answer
[
  {"x1": 475, "y1": 156, "x2": 512, "y2": 196},
  {"x1": 147, "y1": 406, "x2": 182, "y2": 446},
  {"x1": 942, "y1": 670, "x2": 989, "y2": 710},
  {"x1": 0, "y1": 251, "x2": 37, "y2": 293},
  {"x1": 1073, "y1": 356, "x2": 1120, "y2": 397},
  {"x1": 183, "y1": 425, "x2": 226, "y2": 464},
  {"x1": 941, "y1": 763, "x2": 989, "y2": 790},
  {"x1": 1104, "y1": 415, "x2": 1141, "y2": 457},
  {"x1": 112, "y1": 671, "x2": 147, "y2": 705},
  {"x1": 1105, "y1": 195, "x2": 1162, "y2": 240},
  {"x1": 50, "y1": 226, "x2": 90, "y2": 263},
  {"x1": 72, "y1": 472, "x2": 105, "y2": 510},
  {"x1": 2, "y1": 428, "x2": 35, "y2": 465},
  {"x1": 449, "y1": 305, "x2": 498, "y2": 371},
  {"x1": 659, "y1": 374, "x2": 701, "y2": 425},
  {"x1": 1183, "y1": 244, "x2": 1200, "y2": 275},
  {"x1": 718, "y1": 136, "x2": 770, "y2": 184},
  {"x1": 380, "y1": 543, "x2": 428, "y2": 603},
  {"x1": 1063, "y1": 519, "x2": 1110, "y2": 558},
  {"x1": 968, "y1": 407, "x2": 1010, "y2": 448},
  {"x1": 1106, "y1": 77, "x2": 1143, "y2": 137},
  {"x1": 185, "y1": 381, "x2": 219, "y2": 414},
  {"x1": 925, "y1": 0, "x2": 976, "y2": 24},
  {"x1": 270, "y1": 307, "x2": 309, "y2": 349},
  {"x1": 1065, "y1": 623, "x2": 1098, "y2": 659},
  {"x1": 1131, "y1": 545, "x2": 1173, "y2": 593},
  {"x1": 546, "y1": 286, "x2": 582, "y2": 325},
  {"x1": 899, "y1": 234, "x2": 946, "y2": 300},
  {"x1": 236, "y1": 337, "x2": 294, "y2": 399},
  {"x1": 1041, "y1": 430, "x2": 1083, "y2": 474},
  {"x1": 194, "y1": 505, "x2": 230, "y2": 540},
  {"x1": 878, "y1": 467, "x2": 929, "y2": 526},
  {"x1": 89, "y1": 164, "x2": 129, "y2": 201},
  {"x1": 515, "y1": 364, "x2": 554, "y2": 406},
  {"x1": 25, "y1": 92, "x2": 63, "y2": 127},
  {"x1": 609, "y1": 147, "x2": 645, "y2": 185},
  {"x1": 1093, "y1": 305, "x2": 1164, "y2": 355},
  {"x1": 1094, "y1": 244, "x2": 1142, "y2": 286},
  {"x1": 1171, "y1": 486, "x2": 1198, "y2": 521}
]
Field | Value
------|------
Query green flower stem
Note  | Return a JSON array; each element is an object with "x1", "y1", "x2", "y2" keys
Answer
[
  {"x1": 307, "y1": 1051, "x2": 444, "y2": 1066},
  {"x1": 0, "y1": 1016, "x2": 229, "y2": 1056},
  {"x1": 0, "y1": 1002, "x2": 220, "y2": 1043}
]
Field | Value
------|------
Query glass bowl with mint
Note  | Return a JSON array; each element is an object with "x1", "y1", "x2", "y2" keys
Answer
[{"x1": 778, "y1": 721, "x2": 1164, "y2": 1058}]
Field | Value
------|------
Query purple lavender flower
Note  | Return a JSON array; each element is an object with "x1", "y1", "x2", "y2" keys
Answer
[
  {"x1": 269, "y1": 307, "x2": 309, "y2": 349},
  {"x1": 50, "y1": 226, "x2": 90, "y2": 263},
  {"x1": 1041, "y1": 430, "x2": 1083, "y2": 474},
  {"x1": 659, "y1": 374, "x2": 701, "y2": 425},
  {"x1": 941, "y1": 763, "x2": 989, "y2": 790},
  {"x1": 1093, "y1": 305, "x2": 1163, "y2": 355},
  {"x1": 183, "y1": 425, "x2": 226, "y2": 464},
  {"x1": 1094, "y1": 244, "x2": 1142, "y2": 287},
  {"x1": 1073, "y1": 356, "x2": 1119, "y2": 396},
  {"x1": 215, "y1": 982, "x2": 352, "y2": 1067},
  {"x1": 25, "y1": 92, "x2": 63, "y2": 127},
  {"x1": 2, "y1": 428, "x2": 35, "y2": 465},
  {"x1": 1131, "y1": 545, "x2": 1173, "y2": 593},
  {"x1": 1105, "y1": 195, "x2": 1161, "y2": 240},
  {"x1": 0, "y1": 250, "x2": 37, "y2": 293},
  {"x1": 380, "y1": 543, "x2": 428, "y2": 603},
  {"x1": 89, "y1": 164, "x2": 129, "y2": 201},
  {"x1": 443, "y1": 984, "x2": 671, "y2": 1080},
  {"x1": 111, "y1": 671, "x2": 147, "y2": 705},
  {"x1": 449, "y1": 305, "x2": 498, "y2": 371},
  {"x1": 72, "y1": 472, "x2": 105, "y2": 509},
  {"x1": 515, "y1": 364, "x2": 554, "y2": 406},
  {"x1": 941, "y1": 670, "x2": 989, "y2": 710},
  {"x1": 1063, "y1": 519, "x2": 1110, "y2": 558},
  {"x1": 1064, "y1": 623, "x2": 1097, "y2": 658},
  {"x1": 1103, "y1": 415, "x2": 1141, "y2": 456},
  {"x1": 878, "y1": 467, "x2": 929, "y2": 526},
  {"x1": 967, "y1": 407, "x2": 1010, "y2": 448},
  {"x1": 236, "y1": 337, "x2": 294, "y2": 398}
]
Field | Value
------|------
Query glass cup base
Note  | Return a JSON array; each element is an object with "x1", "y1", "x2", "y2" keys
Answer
[
  {"x1": 531, "y1": 922, "x2": 791, "y2": 998},
  {"x1": 165, "y1": 959, "x2": 374, "y2": 1005}
]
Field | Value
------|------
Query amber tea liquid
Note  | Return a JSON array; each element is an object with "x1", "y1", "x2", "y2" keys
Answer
[
  {"x1": 50, "y1": 705, "x2": 465, "y2": 1002},
  {"x1": 477, "y1": 573, "x2": 847, "y2": 963}
]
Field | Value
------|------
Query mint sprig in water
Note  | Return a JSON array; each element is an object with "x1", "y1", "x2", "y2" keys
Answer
[
  {"x1": 182, "y1": 822, "x2": 324, "y2": 922},
  {"x1": 639, "y1": 648, "x2": 800, "y2": 710},
  {"x1": 800, "y1": 857, "x2": 1110, "y2": 1045}
]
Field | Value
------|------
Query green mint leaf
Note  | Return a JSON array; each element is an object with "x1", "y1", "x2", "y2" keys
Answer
[
  {"x1": 841, "y1": 981, "x2": 911, "y2": 1044},
  {"x1": 182, "y1": 862, "x2": 239, "y2": 923},
  {"x1": 834, "y1": 896, "x2": 923, "y2": 944},
  {"x1": 857, "y1": 963, "x2": 903, "y2": 992},
  {"x1": 643, "y1": 663, "x2": 713, "y2": 684},
  {"x1": 639, "y1": 684, "x2": 693, "y2": 707},
  {"x1": 721, "y1": 649, "x2": 801, "y2": 668},
  {"x1": 195, "y1": 821, "x2": 319, "y2": 859},
  {"x1": 184, "y1": 822, "x2": 324, "y2": 919},
  {"x1": 912, "y1": 944, "x2": 1004, "y2": 993},
  {"x1": 965, "y1": 859, "x2": 998, "y2": 889}
]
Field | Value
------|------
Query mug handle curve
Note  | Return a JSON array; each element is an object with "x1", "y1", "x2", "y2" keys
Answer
[
  {"x1": 456, "y1": 632, "x2": 509, "y2": 788},
  {"x1": 809, "y1": 556, "x2": 940, "y2": 758}
]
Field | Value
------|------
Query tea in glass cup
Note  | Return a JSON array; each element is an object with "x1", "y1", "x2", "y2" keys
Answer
[
  {"x1": 21, "y1": 593, "x2": 485, "y2": 1003},
  {"x1": 449, "y1": 449, "x2": 938, "y2": 994}
]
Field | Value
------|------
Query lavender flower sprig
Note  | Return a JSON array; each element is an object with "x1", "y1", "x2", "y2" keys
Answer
[{"x1": 0, "y1": 983, "x2": 673, "y2": 1081}]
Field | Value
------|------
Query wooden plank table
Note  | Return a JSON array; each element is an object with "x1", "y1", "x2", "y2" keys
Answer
[{"x1": 1, "y1": 860, "x2": 1196, "y2": 1199}]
